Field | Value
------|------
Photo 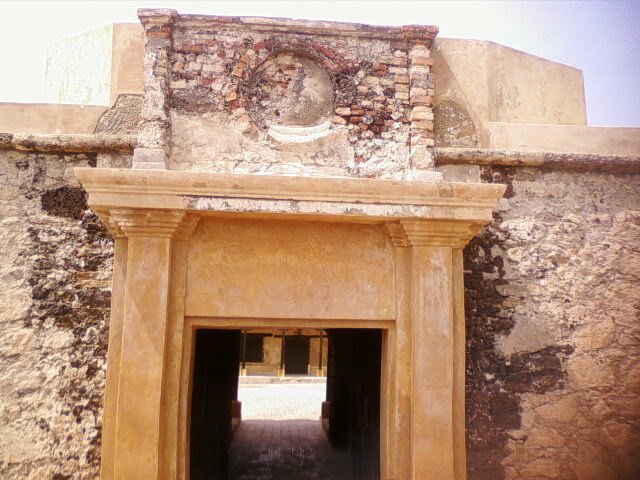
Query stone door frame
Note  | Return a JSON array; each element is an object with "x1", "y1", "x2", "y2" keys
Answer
[
  {"x1": 76, "y1": 167, "x2": 504, "y2": 480},
  {"x1": 179, "y1": 317, "x2": 391, "y2": 478}
]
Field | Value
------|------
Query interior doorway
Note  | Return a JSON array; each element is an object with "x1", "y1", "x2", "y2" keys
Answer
[
  {"x1": 284, "y1": 335, "x2": 310, "y2": 375},
  {"x1": 189, "y1": 328, "x2": 382, "y2": 480}
]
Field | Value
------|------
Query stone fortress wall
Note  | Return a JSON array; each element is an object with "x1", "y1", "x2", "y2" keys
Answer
[{"x1": 1, "y1": 11, "x2": 639, "y2": 480}]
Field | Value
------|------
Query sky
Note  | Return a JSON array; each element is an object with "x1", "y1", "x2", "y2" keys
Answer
[{"x1": 0, "y1": 0, "x2": 639, "y2": 127}]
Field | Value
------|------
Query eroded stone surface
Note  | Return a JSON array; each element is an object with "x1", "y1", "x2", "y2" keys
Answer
[
  {"x1": 464, "y1": 166, "x2": 640, "y2": 479},
  {"x1": 94, "y1": 94, "x2": 142, "y2": 135},
  {"x1": 246, "y1": 54, "x2": 334, "y2": 128},
  {"x1": 0, "y1": 150, "x2": 114, "y2": 479}
]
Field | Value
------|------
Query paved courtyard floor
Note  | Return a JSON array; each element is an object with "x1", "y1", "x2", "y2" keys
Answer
[
  {"x1": 228, "y1": 380, "x2": 351, "y2": 480},
  {"x1": 237, "y1": 380, "x2": 327, "y2": 420}
]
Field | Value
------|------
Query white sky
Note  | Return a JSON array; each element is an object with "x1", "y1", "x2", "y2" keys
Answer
[{"x1": 0, "y1": 0, "x2": 639, "y2": 126}]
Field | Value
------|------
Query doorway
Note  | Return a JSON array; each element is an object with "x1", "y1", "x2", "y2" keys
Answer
[
  {"x1": 284, "y1": 335, "x2": 310, "y2": 375},
  {"x1": 189, "y1": 328, "x2": 382, "y2": 480}
]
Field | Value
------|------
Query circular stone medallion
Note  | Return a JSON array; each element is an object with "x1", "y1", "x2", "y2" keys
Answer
[{"x1": 247, "y1": 54, "x2": 334, "y2": 129}]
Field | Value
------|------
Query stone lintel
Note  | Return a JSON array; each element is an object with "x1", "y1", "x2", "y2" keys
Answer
[{"x1": 385, "y1": 219, "x2": 484, "y2": 248}]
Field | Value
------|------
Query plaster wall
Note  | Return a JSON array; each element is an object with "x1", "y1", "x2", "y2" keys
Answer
[
  {"x1": 0, "y1": 103, "x2": 107, "y2": 134},
  {"x1": 44, "y1": 24, "x2": 143, "y2": 107},
  {"x1": 45, "y1": 25, "x2": 113, "y2": 106},
  {"x1": 108, "y1": 24, "x2": 144, "y2": 106},
  {"x1": 485, "y1": 41, "x2": 586, "y2": 125},
  {"x1": 243, "y1": 332, "x2": 328, "y2": 375},
  {"x1": 0, "y1": 150, "x2": 119, "y2": 479},
  {"x1": 486, "y1": 122, "x2": 640, "y2": 156},
  {"x1": 1, "y1": 147, "x2": 638, "y2": 479},
  {"x1": 465, "y1": 167, "x2": 640, "y2": 479},
  {"x1": 433, "y1": 38, "x2": 587, "y2": 146}
]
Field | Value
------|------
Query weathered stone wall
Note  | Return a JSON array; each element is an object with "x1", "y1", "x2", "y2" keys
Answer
[
  {"x1": 464, "y1": 167, "x2": 640, "y2": 479},
  {"x1": 165, "y1": 17, "x2": 435, "y2": 177},
  {"x1": 1, "y1": 147, "x2": 638, "y2": 480},
  {"x1": 0, "y1": 150, "x2": 117, "y2": 479}
]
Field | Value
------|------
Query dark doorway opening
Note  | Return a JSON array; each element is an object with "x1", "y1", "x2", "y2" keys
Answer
[
  {"x1": 190, "y1": 329, "x2": 241, "y2": 480},
  {"x1": 326, "y1": 329, "x2": 382, "y2": 480},
  {"x1": 284, "y1": 335, "x2": 310, "y2": 375},
  {"x1": 189, "y1": 328, "x2": 382, "y2": 480}
]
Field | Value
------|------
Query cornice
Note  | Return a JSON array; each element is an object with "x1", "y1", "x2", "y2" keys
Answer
[
  {"x1": 0, "y1": 133, "x2": 136, "y2": 154},
  {"x1": 75, "y1": 168, "x2": 505, "y2": 212},
  {"x1": 137, "y1": 8, "x2": 178, "y2": 26}
]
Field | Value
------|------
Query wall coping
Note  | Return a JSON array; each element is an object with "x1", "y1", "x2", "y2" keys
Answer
[
  {"x1": 0, "y1": 133, "x2": 136, "y2": 154},
  {"x1": 138, "y1": 8, "x2": 439, "y2": 44},
  {"x1": 2, "y1": 133, "x2": 638, "y2": 174},
  {"x1": 435, "y1": 147, "x2": 640, "y2": 174}
]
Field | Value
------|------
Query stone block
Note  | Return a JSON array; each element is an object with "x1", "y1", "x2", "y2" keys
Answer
[{"x1": 132, "y1": 147, "x2": 168, "y2": 169}]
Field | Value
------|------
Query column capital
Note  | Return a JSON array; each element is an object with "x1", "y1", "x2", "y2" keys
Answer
[
  {"x1": 97, "y1": 208, "x2": 200, "y2": 240},
  {"x1": 385, "y1": 219, "x2": 484, "y2": 248}
]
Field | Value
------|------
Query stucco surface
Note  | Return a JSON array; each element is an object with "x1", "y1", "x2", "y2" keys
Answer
[
  {"x1": 45, "y1": 25, "x2": 113, "y2": 106},
  {"x1": 44, "y1": 24, "x2": 143, "y2": 107},
  {"x1": 108, "y1": 24, "x2": 143, "y2": 106},
  {"x1": 433, "y1": 38, "x2": 586, "y2": 129},
  {"x1": 0, "y1": 103, "x2": 107, "y2": 134},
  {"x1": 486, "y1": 122, "x2": 640, "y2": 156},
  {"x1": 186, "y1": 219, "x2": 395, "y2": 320}
]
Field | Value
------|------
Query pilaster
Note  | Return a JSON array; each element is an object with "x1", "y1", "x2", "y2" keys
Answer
[
  {"x1": 100, "y1": 208, "x2": 199, "y2": 479},
  {"x1": 385, "y1": 219, "x2": 474, "y2": 480},
  {"x1": 134, "y1": 9, "x2": 178, "y2": 170},
  {"x1": 99, "y1": 235, "x2": 127, "y2": 480}
]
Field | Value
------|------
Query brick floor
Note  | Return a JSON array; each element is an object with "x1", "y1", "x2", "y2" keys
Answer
[{"x1": 228, "y1": 419, "x2": 352, "y2": 480}]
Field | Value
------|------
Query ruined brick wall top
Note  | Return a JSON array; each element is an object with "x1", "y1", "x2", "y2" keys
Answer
[{"x1": 135, "y1": 9, "x2": 438, "y2": 178}]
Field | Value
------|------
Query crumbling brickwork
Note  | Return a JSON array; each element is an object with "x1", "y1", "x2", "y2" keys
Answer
[
  {"x1": 155, "y1": 15, "x2": 437, "y2": 177},
  {"x1": 464, "y1": 167, "x2": 640, "y2": 479},
  {"x1": 0, "y1": 151, "x2": 119, "y2": 479}
]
